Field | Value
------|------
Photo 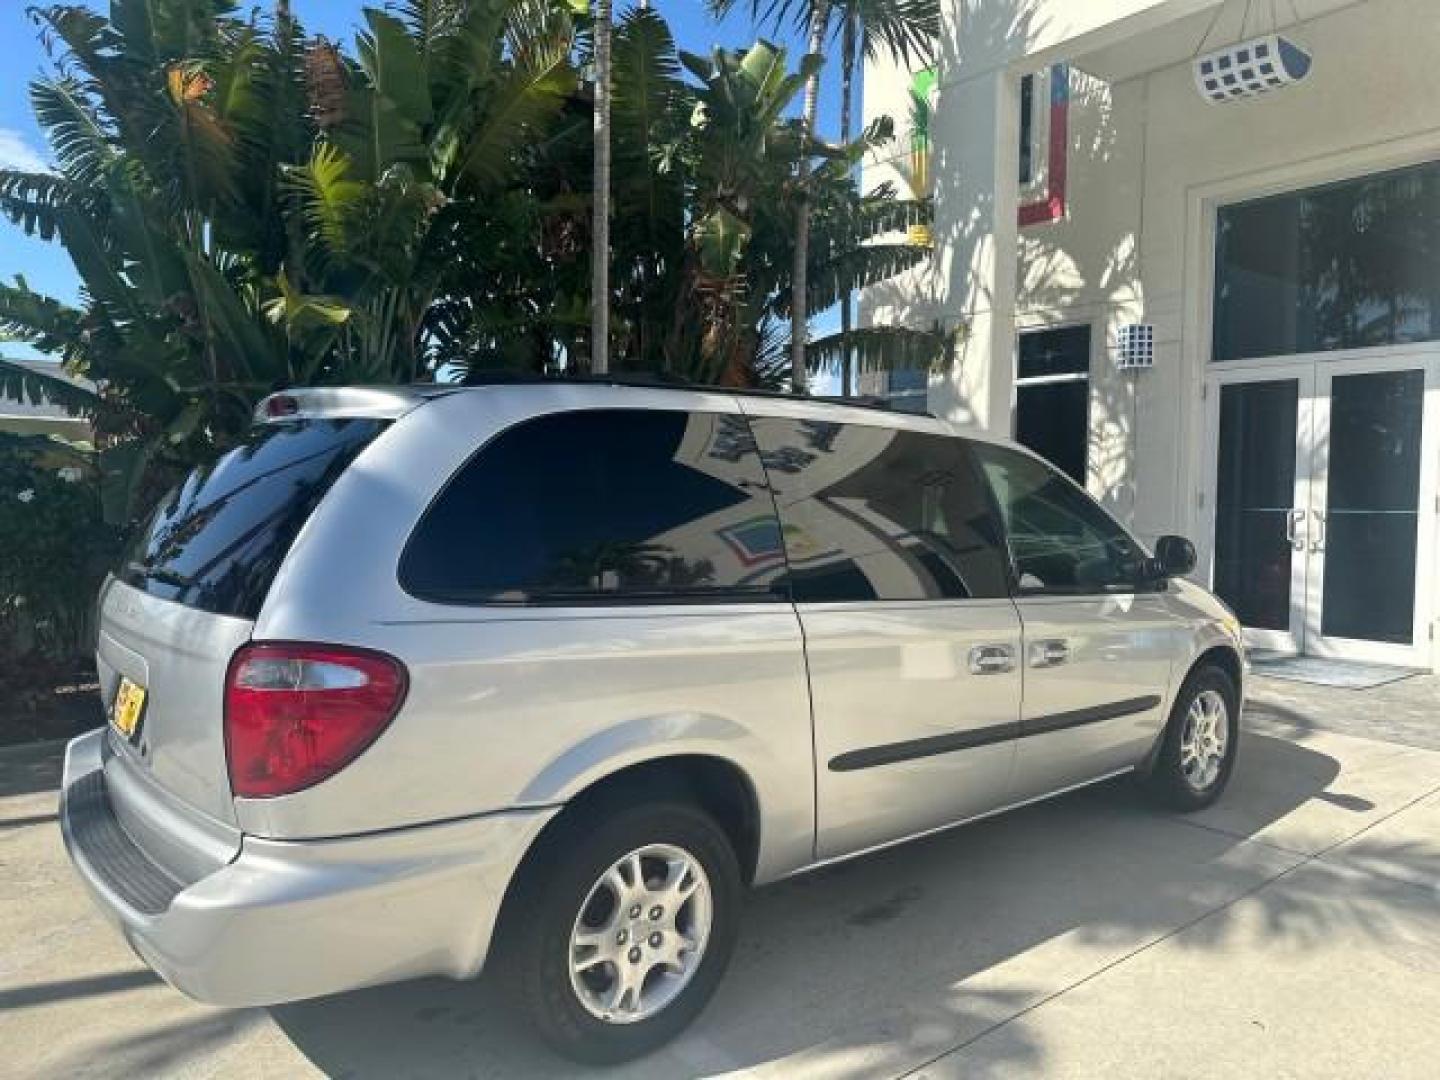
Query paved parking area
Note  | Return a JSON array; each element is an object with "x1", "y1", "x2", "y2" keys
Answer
[
  {"x1": 5, "y1": 679, "x2": 1440, "y2": 1078},
  {"x1": 1246, "y1": 671, "x2": 1440, "y2": 751}
]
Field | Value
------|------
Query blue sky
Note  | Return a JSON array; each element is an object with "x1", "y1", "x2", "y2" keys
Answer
[{"x1": 0, "y1": 1, "x2": 845, "y2": 363}]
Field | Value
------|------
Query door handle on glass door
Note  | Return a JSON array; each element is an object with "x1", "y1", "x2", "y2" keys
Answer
[
  {"x1": 1286, "y1": 508, "x2": 1306, "y2": 551},
  {"x1": 968, "y1": 644, "x2": 1016, "y2": 675},
  {"x1": 1311, "y1": 511, "x2": 1326, "y2": 552},
  {"x1": 1028, "y1": 639, "x2": 1070, "y2": 668}
]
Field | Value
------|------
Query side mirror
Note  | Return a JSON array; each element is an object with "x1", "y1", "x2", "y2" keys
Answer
[{"x1": 1153, "y1": 535, "x2": 1197, "y2": 579}]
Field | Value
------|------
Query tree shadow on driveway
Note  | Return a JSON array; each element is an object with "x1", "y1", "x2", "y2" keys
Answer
[
  {"x1": 269, "y1": 728, "x2": 1428, "y2": 1079},
  {"x1": 0, "y1": 739, "x2": 65, "y2": 802}
]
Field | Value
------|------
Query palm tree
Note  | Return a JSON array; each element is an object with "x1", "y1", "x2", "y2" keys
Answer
[
  {"x1": 0, "y1": 0, "x2": 941, "y2": 518},
  {"x1": 790, "y1": 1, "x2": 829, "y2": 394},
  {"x1": 675, "y1": 38, "x2": 821, "y2": 384},
  {"x1": 667, "y1": 37, "x2": 933, "y2": 389},
  {"x1": 592, "y1": 0, "x2": 613, "y2": 373},
  {"x1": 0, "y1": 0, "x2": 580, "y2": 520},
  {"x1": 710, "y1": 0, "x2": 939, "y2": 393}
]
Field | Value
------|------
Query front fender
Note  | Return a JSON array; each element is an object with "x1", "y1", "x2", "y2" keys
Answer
[{"x1": 1140, "y1": 581, "x2": 1246, "y2": 777}]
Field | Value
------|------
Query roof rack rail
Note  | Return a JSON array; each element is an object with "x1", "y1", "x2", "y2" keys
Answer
[{"x1": 445, "y1": 371, "x2": 930, "y2": 416}]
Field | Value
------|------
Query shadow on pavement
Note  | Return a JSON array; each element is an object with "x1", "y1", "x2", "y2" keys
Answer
[
  {"x1": 267, "y1": 729, "x2": 1412, "y2": 1079},
  {"x1": 0, "y1": 969, "x2": 159, "y2": 1011},
  {"x1": 0, "y1": 738, "x2": 66, "y2": 801}
]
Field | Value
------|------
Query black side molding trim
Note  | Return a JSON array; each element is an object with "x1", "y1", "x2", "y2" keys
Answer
[
  {"x1": 827, "y1": 694, "x2": 1162, "y2": 773},
  {"x1": 1021, "y1": 695, "x2": 1162, "y2": 738},
  {"x1": 829, "y1": 722, "x2": 1021, "y2": 772}
]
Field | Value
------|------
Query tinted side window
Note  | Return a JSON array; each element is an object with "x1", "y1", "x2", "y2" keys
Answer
[
  {"x1": 401, "y1": 410, "x2": 786, "y2": 603},
  {"x1": 972, "y1": 442, "x2": 1145, "y2": 594},
  {"x1": 749, "y1": 419, "x2": 1010, "y2": 602}
]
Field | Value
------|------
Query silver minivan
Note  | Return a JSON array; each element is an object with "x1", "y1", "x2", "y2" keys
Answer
[{"x1": 60, "y1": 381, "x2": 1244, "y2": 1063}]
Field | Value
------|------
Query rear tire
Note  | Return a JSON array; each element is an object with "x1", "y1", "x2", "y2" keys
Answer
[
  {"x1": 1145, "y1": 664, "x2": 1239, "y2": 812},
  {"x1": 497, "y1": 798, "x2": 741, "y2": 1065}
]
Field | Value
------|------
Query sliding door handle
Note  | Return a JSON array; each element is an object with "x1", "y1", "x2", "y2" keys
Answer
[
  {"x1": 969, "y1": 644, "x2": 1016, "y2": 675},
  {"x1": 1028, "y1": 639, "x2": 1070, "y2": 668}
]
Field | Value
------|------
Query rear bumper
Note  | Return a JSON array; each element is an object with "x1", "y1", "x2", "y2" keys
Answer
[{"x1": 60, "y1": 729, "x2": 558, "y2": 1007}]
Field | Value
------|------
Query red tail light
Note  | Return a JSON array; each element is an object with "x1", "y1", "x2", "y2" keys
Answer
[{"x1": 224, "y1": 643, "x2": 408, "y2": 798}]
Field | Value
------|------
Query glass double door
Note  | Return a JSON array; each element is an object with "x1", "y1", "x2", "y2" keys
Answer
[{"x1": 1208, "y1": 354, "x2": 1440, "y2": 666}]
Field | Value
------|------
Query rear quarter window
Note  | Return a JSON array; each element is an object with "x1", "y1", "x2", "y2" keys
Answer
[{"x1": 119, "y1": 419, "x2": 387, "y2": 618}]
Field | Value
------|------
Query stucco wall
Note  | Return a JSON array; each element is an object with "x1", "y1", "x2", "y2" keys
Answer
[
  {"x1": 1046, "y1": 0, "x2": 1440, "y2": 551},
  {"x1": 862, "y1": 0, "x2": 1440, "y2": 546}
]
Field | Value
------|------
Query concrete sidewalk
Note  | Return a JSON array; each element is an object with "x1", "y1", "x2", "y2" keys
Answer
[{"x1": 4, "y1": 688, "x2": 1440, "y2": 1078}]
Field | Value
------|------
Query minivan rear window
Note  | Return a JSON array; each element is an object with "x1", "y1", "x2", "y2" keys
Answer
[{"x1": 119, "y1": 419, "x2": 387, "y2": 618}]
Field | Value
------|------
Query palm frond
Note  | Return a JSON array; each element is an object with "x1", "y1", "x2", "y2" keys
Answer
[
  {"x1": 804, "y1": 323, "x2": 953, "y2": 376},
  {"x1": 29, "y1": 77, "x2": 114, "y2": 189},
  {"x1": 393, "y1": 0, "x2": 464, "y2": 55},
  {"x1": 0, "y1": 170, "x2": 71, "y2": 241},
  {"x1": 853, "y1": 193, "x2": 930, "y2": 237},
  {"x1": 29, "y1": 5, "x2": 112, "y2": 73},
  {"x1": 710, "y1": 0, "x2": 939, "y2": 67},
  {"x1": 358, "y1": 9, "x2": 434, "y2": 133},
  {"x1": 613, "y1": 7, "x2": 686, "y2": 164},
  {"x1": 782, "y1": 241, "x2": 930, "y2": 316},
  {"x1": 284, "y1": 142, "x2": 368, "y2": 263},
  {"x1": 809, "y1": 192, "x2": 931, "y2": 262},
  {"x1": 855, "y1": 0, "x2": 939, "y2": 66},
  {"x1": 0, "y1": 279, "x2": 89, "y2": 361},
  {"x1": 457, "y1": 35, "x2": 574, "y2": 190}
]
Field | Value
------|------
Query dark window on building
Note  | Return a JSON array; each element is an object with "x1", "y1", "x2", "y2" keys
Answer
[
  {"x1": 1015, "y1": 325, "x2": 1090, "y2": 484},
  {"x1": 1214, "y1": 380, "x2": 1299, "y2": 631},
  {"x1": 1018, "y1": 324, "x2": 1090, "y2": 379},
  {"x1": 1214, "y1": 159, "x2": 1440, "y2": 362},
  {"x1": 120, "y1": 419, "x2": 388, "y2": 618},
  {"x1": 748, "y1": 419, "x2": 1011, "y2": 602},
  {"x1": 400, "y1": 410, "x2": 786, "y2": 604},
  {"x1": 1321, "y1": 369, "x2": 1424, "y2": 644},
  {"x1": 972, "y1": 442, "x2": 1145, "y2": 595},
  {"x1": 883, "y1": 368, "x2": 931, "y2": 415},
  {"x1": 1019, "y1": 73, "x2": 1036, "y2": 186}
]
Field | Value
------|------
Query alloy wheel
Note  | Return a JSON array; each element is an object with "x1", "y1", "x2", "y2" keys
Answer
[
  {"x1": 568, "y1": 843, "x2": 713, "y2": 1024},
  {"x1": 1179, "y1": 688, "x2": 1230, "y2": 792}
]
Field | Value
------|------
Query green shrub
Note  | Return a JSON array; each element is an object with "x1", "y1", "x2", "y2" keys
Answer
[{"x1": 0, "y1": 435, "x2": 118, "y2": 666}]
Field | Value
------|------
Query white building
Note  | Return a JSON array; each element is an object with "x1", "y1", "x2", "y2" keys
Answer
[
  {"x1": 0, "y1": 358, "x2": 92, "y2": 441},
  {"x1": 861, "y1": 0, "x2": 1440, "y2": 671}
]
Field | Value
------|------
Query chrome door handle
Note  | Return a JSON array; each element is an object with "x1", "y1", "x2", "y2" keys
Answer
[
  {"x1": 968, "y1": 644, "x2": 1016, "y2": 675},
  {"x1": 1028, "y1": 639, "x2": 1070, "y2": 668},
  {"x1": 1311, "y1": 511, "x2": 1326, "y2": 552},
  {"x1": 1286, "y1": 508, "x2": 1306, "y2": 552}
]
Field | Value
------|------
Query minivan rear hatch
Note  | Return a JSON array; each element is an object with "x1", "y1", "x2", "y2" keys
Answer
[{"x1": 98, "y1": 418, "x2": 389, "y2": 831}]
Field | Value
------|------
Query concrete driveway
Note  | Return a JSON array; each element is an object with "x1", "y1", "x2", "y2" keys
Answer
[{"x1": 5, "y1": 687, "x2": 1440, "y2": 1078}]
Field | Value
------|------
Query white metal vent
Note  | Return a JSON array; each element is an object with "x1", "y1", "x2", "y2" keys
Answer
[{"x1": 1115, "y1": 324, "x2": 1155, "y2": 371}]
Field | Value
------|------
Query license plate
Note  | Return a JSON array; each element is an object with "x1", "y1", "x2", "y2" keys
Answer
[{"x1": 111, "y1": 677, "x2": 147, "y2": 739}]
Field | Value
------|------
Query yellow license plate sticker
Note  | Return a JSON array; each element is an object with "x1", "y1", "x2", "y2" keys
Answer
[{"x1": 111, "y1": 677, "x2": 147, "y2": 738}]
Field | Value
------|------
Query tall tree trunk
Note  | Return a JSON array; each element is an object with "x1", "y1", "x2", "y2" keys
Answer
[
  {"x1": 592, "y1": 0, "x2": 613, "y2": 374},
  {"x1": 790, "y1": 1, "x2": 830, "y2": 394},
  {"x1": 838, "y1": 6, "x2": 857, "y2": 397}
]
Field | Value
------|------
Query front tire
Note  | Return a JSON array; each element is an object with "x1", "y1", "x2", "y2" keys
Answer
[
  {"x1": 1145, "y1": 664, "x2": 1239, "y2": 811},
  {"x1": 498, "y1": 799, "x2": 741, "y2": 1064}
]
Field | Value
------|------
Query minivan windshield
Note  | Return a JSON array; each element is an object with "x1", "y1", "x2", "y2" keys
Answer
[{"x1": 118, "y1": 418, "x2": 387, "y2": 618}]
